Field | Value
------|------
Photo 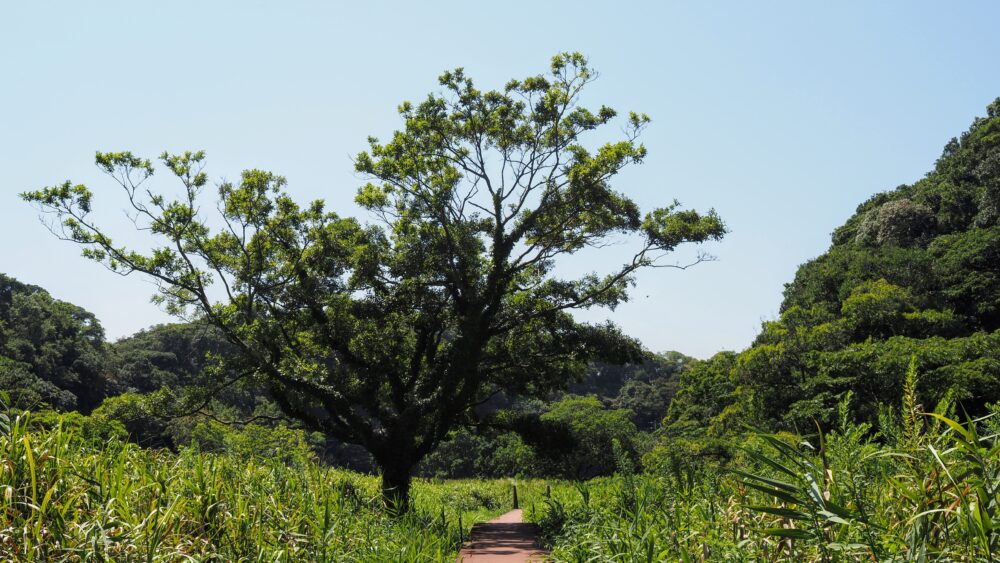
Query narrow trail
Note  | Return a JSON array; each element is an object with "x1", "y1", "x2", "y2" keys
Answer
[{"x1": 456, "y1": 509, "x2": 548, "y2": 562}]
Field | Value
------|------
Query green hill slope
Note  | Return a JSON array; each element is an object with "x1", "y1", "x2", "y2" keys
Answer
[
  {"x1": 0, "y1": 274, "x2": 108, "y2": 412},
  {"x1": 669, "y1": 98, "x2": 1000, "y2": 434}
]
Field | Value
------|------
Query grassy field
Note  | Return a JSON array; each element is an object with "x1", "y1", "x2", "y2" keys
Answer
[
  {"x1": 530, "y1": 408, "x2": 1000, "y2": 562},
  {"x1": 2, "y1": 400, "x2": 999, "y2": 561},
  {"x1": 0, "y1": 409, "x2": 556, "y2": 562}
]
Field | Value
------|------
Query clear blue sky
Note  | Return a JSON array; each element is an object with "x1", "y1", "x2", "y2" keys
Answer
[{"x1": 2, "y1": 1, "x2": 999, "y2": 358}]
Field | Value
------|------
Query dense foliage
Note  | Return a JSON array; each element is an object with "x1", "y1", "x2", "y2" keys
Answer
[
  {"x1": 0, "y1": 276, "x2": 685, "y2": 482},
  {"x1": 0, "y1": 274, "x2": 108, "y2": 413},
  {"x1": 667, "y1": 98, "x2": 1000, "y2": 436},
  {"x1": 111, "y1": 323, "x2": 237, "y2": 397},
  {"x1": 575, "y1": 352, "x2": 693, "y2": 431},
  {"x1": 101, "y1": 323, "x2": 272, "y2": 449},
  {"x1": 537, "y1": 399, "x2": 1000, "y2": 561},
  {"x1": 418, "y1": 352, "x2": 688, "y2": 479}
]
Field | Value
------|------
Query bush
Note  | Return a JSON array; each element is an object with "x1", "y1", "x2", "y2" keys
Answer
[{"x1": 537, "y1": 395, "x2": 640, "y2": 479}]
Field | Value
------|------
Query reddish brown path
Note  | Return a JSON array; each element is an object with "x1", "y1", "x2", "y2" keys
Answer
[{"x1": 457, "y1": 509, "x2": 548, "y2": 562}]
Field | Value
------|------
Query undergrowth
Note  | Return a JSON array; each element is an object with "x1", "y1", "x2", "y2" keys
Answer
[
  {"x1": 532, "y1": 388, "x2": 1000, "y2": 561},
  {"x1": 0, "y1": 406, "x2": 549, "y2": 562}
]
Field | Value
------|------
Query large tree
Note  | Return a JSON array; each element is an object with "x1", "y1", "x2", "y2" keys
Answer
[{"x1": 23, "y1": 53, "x2": 725, "y2": 509}]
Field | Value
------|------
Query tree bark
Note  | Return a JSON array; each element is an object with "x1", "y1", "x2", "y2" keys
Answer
[{"x1": 379, "y1": 459, "x2": 414, "y2": 513}]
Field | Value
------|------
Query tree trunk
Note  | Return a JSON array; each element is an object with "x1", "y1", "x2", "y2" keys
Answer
[{"x1": 379, "y1": 460, "x2": 413, "y2": 512}]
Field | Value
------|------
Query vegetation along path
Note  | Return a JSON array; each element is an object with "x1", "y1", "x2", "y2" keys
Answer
[{"x1": 457, "y1": 509, "x2": 547, "y2": 562}]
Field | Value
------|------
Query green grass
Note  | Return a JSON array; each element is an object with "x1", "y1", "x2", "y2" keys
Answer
[
  {"x1": 0, "y1": 409, "x2": 554, "y2": 562},
  {"x1": 4, "y1": 399, "x2": 999, "y2": 561},
  {"x1": 527, "y1": 408, "x2": 1000, "y2": 562}
]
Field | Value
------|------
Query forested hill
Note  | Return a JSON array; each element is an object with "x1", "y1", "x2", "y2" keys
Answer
[
  {"x1": 668, "y1": 98, "x2": 1000, "y2": 437},
  {"x1": 0, "y1": 275, "x2": 250, "y2": 417},
  {"x1": 0, "y1": 273, "x2": 107, "y2": 412}
]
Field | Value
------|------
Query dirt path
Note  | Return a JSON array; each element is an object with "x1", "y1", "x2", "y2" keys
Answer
[{"x1": 456, "y1": 509, "x2": 548, "y2": 562}]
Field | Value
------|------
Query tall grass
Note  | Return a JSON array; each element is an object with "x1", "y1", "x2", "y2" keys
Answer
[
  {"x1": 533, "y1": 397, "x2": 1000, "y2": 561},
  {"x1": 5, "y1": 377, "x2": 999, "y2": 561},
  {"x1": 0, "y1": 407, "x2": 551, "y2": 562}
]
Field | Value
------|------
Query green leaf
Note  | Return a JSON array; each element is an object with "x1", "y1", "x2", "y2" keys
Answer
[{"x1": 762, "y1": 527, "x2": 813, "y2": 539}]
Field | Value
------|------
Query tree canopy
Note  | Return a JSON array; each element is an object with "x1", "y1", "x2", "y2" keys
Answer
[{"x1": 0, "y1": 273, "x2": 108, "y2": 412}]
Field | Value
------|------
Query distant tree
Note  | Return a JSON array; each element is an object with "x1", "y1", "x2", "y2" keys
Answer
[
  {"x1": 0, "y1": 357, "x2": 74, "y2": 410},
  {"x1": 929, "y1": 226, "x2": 1000, "y2": 331},
  {"x1": 0, "y1": 273, "x2": 108, "y2": 412},
  {"x1": 840, "y1": 279, "x2": 917, "y2": 339},
  {"x1": 664, "y1": 351, "x2": 740, "y2": 436},
  {"x1": 93, "y1": 391, "x2": 172, "y2": 448},
  {"x1": 111, "y1": 322, "x2": 237, "y2": 395},
  {"x1": 855, "y1": 199, "x2": 936, "y2": 247},
  {"x1": 537, "y1": 395, "x2": 639, "y2": 478},
  {"x1": 607, "y1": 352, "x2": 693, "y2": 430},
  {"x1": 23, "y1": 53, "x2": 725, "y2": 509}
]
